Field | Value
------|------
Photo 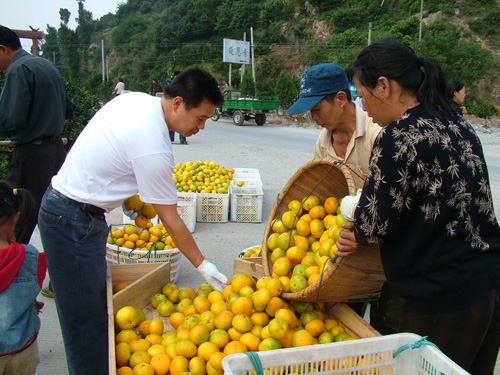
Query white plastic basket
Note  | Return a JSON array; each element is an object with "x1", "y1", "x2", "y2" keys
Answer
[
  {"x1": 196, "y1": 193, "x2": 230, "y2": 223},
  {"x1": 222, "y1": 333, "x2": 469, "y2": 375},
  {"x1": 233, "y1": 167, "x2": 260, "y2": 175},
  {"x1": 105, "y1": 245, "x2": 181, "y2": 283},
  {"x1": 177, "y1": 192, "x2": 197, "y2": 233},
  {"x1": 232, "y1": 172, "x2": 261, "y2": 180},
  {"x1": 230, "y1": 188, "x2": 263, "y2": 223},
  {"x1": 231, "y1": 177, "x2": 263, "y2": 195}
]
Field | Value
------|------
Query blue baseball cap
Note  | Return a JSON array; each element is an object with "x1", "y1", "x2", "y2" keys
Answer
[{"x1": 286, "y1": 63, "x2": 349, "y2": 114}]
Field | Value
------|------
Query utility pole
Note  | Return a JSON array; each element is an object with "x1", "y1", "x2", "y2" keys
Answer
[
  {"x1": 241, "y1": 31, "x2": 246, "y2": 84},
  {"x1": 101, "y1": 40, "x2": 105, "y2": 81},
  {"x1": 419, "y1": 0, "x2": 423, "y2": 41},
  {"x1": 250, "y1": 27, "x2": 256, "y2": 83}
]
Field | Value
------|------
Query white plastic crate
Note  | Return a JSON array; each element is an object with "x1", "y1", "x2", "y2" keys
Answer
[
  {"x1": 121, "y1": 193, "x2": 196, "y2": 233},
  {"x1": 176, "y1": 192, "x2": 197, "y2": 233},
  {"x1": 222, "y1": 333, "x2": 469, "y2": 375},
  {"x1": 232, "y1": 176, "x2": 263, "y2": 186},
  {"x1": 233, "y1": 167, "x2": 260, "y2": 175},
  {"x1": 105, "y1": 244, "x2": 181, "y2": 283},
  {"x1": 230, "y1": 187, "x2": 263, "y2": 223},
  {"x1": 196, "y1": 193, "x2": 230, "y2": 223},
  {"x1": 231, "y1": 177, "x2": 263, "y2": 195},
  {"x1": 232, "y1": 172, "x2": 261, "y2": 181}
]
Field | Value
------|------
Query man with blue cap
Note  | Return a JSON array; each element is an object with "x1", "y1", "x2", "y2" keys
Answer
[
  {"x1": 288, "y1": 64, "x2": 403, "y2": 335},
  {"x1": 287, "y1": 63, "x2": 381, "y2": 187}
]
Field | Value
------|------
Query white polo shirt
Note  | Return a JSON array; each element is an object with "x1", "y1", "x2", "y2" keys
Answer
[{"x1": 52, "y1": 92, "x2": 178, "y2": 211}]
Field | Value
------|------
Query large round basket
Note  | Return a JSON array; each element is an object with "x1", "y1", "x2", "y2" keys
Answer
[{"x1": 261, "y1": 159, "x2": 386, "y2": 303}]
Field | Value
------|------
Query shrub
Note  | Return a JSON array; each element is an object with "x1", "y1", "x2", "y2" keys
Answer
[
  {"x1": 469, "y1": 100, "x2": 499, "y2": 119},
  {"x1": 275, "y1": 70, "x2": 299, "y2": 110}
]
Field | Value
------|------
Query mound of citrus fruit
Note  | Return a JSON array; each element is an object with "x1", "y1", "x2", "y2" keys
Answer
[
  {"x1": 173, "y1": 160, "x2": 234, "y2": 194},
  {"x1": 113, "y1": 273, "x2": 355, "y2": 374},
  {"x1": 241, "y1": 245, "x2": 262, "y2": 258},
  {"x1": 107, "y1": 223, "x2": 177, "y2": 251},
  {"x1": 267, "y1": 195, "x2": 348, "y2": 294},
  {"x1": 123, "y1": 195, "x2": 158, "y2": 228}
]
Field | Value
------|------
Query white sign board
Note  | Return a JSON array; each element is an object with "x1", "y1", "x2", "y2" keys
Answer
[{"x1": 223, "y1": 38, "x2": 250, "y2": 64}]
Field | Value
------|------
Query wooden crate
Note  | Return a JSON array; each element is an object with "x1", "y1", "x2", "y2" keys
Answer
[
  {"x1": 107, "y1": 262, "x2": 171, "y2": 375},
  {"x1": 326, "y1": 303, "x2": 380, "y2": 339},
  {"x1": 233, "y1": 257, "x2": 263, "y2": 280},
  {"x1": 107, "y1": 262, "x2": 379, "y2": 375}
]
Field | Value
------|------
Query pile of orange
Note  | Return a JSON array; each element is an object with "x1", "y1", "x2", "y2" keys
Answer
[
  {"x1": 241, "y1": 245, "x2": 262, "y2": 258},
  {"x1": 267, "y1": 195, "x2": 348, "y2": 294},
  {"x1": 123, "y1": 195, "x2": 158, "y2": 227},
  {"x1": 107, "y1": 223, "x2": 176, "y2": 251},
  {"x1": 114, "y1": 272, "x2": 355, "y2": 375},
  {"x1": 173, "y1": 160, "x2": 234, "y2": 194}
]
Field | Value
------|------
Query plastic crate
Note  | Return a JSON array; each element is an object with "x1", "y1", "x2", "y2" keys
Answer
[
  {"x1": 196, "y1": 193, "x2": 230, "y2": 223},
  {"x1": 233, "y1": 167, "x2": 260, "y2": 175},
  {"x1": 231, "y1": 177, "x2": 263, "y2": 195},
  {"x1": 230, "y1": 188, "x2": 263, "y2": 223},
  {"x1": 176, "y1": 192, "x2": 197, "y2": 233},
  {"x1": 222, "y1": 333, "x2": 469, "y2": 375},
  {"x1": 232, "y1": 172, "x2": 261, "y2": 180},
  {"x1": 105, "y1": 244, "x2": 181, "y2": 283}
]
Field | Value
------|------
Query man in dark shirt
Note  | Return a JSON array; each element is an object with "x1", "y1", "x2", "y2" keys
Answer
[{"x1": 0, "y1": 25, "x2": 74, "y2": 244}]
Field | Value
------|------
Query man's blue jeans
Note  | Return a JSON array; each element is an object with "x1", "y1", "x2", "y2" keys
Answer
[{"x1": 38, "y1": 187, "x2": 109, "y2": 375}]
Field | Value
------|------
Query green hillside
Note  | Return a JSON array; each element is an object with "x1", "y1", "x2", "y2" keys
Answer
[{"x1": 39, "y1": 0, "x2": 500, "y2": 115}]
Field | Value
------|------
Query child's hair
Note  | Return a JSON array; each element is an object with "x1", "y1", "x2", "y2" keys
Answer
[{"x1": 0, "y1": 182, "x2": 37, "y2": 231}]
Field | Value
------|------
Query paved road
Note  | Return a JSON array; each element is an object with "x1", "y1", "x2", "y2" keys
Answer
[{"x1": 35, "y1": 118, "x2": 500, "y2": 374}]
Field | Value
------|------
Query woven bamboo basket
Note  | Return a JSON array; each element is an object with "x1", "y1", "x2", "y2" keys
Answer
[{"x1": 261, "y1": 159, "x2": 386, "y2": 303}]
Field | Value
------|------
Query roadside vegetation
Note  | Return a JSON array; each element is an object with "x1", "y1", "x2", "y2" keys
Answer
[{"x1": 1, "y1": 0, "x2": 499, "y2": 180}]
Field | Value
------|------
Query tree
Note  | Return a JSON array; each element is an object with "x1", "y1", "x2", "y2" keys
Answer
[
  {"x1": 41, "y1": 26, "x2": 60, "y2": 66},
  {"x1": 275, "y1": 70, "x2": 298, "y2": 109},
  {"x1": 58, "y1": 9, "x2": 81, "y2": 80},
  {"x1": 240, "y1": 67, "x2": 255, "y2": 97}
]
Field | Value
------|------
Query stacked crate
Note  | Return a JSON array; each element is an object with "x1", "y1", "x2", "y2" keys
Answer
[{"x1": 230, "y1": 168, "x2": 264, "y2": 223}]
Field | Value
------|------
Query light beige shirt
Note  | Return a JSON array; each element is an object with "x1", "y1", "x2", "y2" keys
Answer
[{"x1": 313, "y1": 103, "x2": 382, "y2": 187}]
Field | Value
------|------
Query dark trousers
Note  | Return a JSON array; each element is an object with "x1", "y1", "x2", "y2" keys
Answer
[
  {"x1": 39, "y1": 189, "x2": 109, "y2": 375},
  {"x1": 400, "y1": 288, "x2": 500, "y2": 375},
  {"x1": 169, "y1": 130, "x2": 186, "y2": 143},
  {"x1": 7, "y1": 136, "x2": 66, "y2": 243}
]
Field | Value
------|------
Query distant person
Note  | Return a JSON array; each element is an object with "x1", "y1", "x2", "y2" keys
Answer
[
  {"x1": 0, "y1": 182, "x2": 47, "y2": 375},
  {"x1": 222, "y1": 82, "x2": 232, "y2": 96},
  {"x1": 150, "y1": 78, "x2": 162, "y2": 96},
  {"x1": 38, "y1": 68, "x2": 227, "y2": 375},
  {"x1": 0, "y1": 25, "x2": 74, "y2": 247},
  {"x1": 447, "y1": 80, "x2": 467, "y2": 115},
  {"x1": 169, "y1": 71, "x2": 188, "y2": 144},
  {"x1": 112, "y1": 77, "x2": 125, "y2": 96}
]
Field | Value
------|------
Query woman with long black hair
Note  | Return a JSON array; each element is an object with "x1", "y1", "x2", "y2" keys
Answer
[{"x1": 337, "y1": 39, "x2": 500, "y2": 375}]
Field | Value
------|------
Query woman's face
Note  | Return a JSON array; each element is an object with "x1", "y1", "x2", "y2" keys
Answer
[
  {"x1": 353, "y1": 77, "x2": 391, "y2": 127},
  {"x1": 454, "y1": 86, "x2": 466, "y2": 104}
]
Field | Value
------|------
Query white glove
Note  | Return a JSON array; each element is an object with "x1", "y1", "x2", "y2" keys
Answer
[
  {"x1": 122, "y1": 202, "x2": 139, "y2": 220},
  {"x1": 196, "y1": 259, "x2": 228, "y2": 292},
  {"x1": 340, "y1": 188, "x2": 362, "y2": 222}
]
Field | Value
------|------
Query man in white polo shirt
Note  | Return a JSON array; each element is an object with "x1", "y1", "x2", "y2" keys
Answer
[{"x1": 38, "y1": 68, "x2": 227, "y2": 375}]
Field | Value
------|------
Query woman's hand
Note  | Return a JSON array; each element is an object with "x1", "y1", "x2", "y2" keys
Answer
[{"x1": 335, "y1": 222, "x2": 360, "y2": 257}]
